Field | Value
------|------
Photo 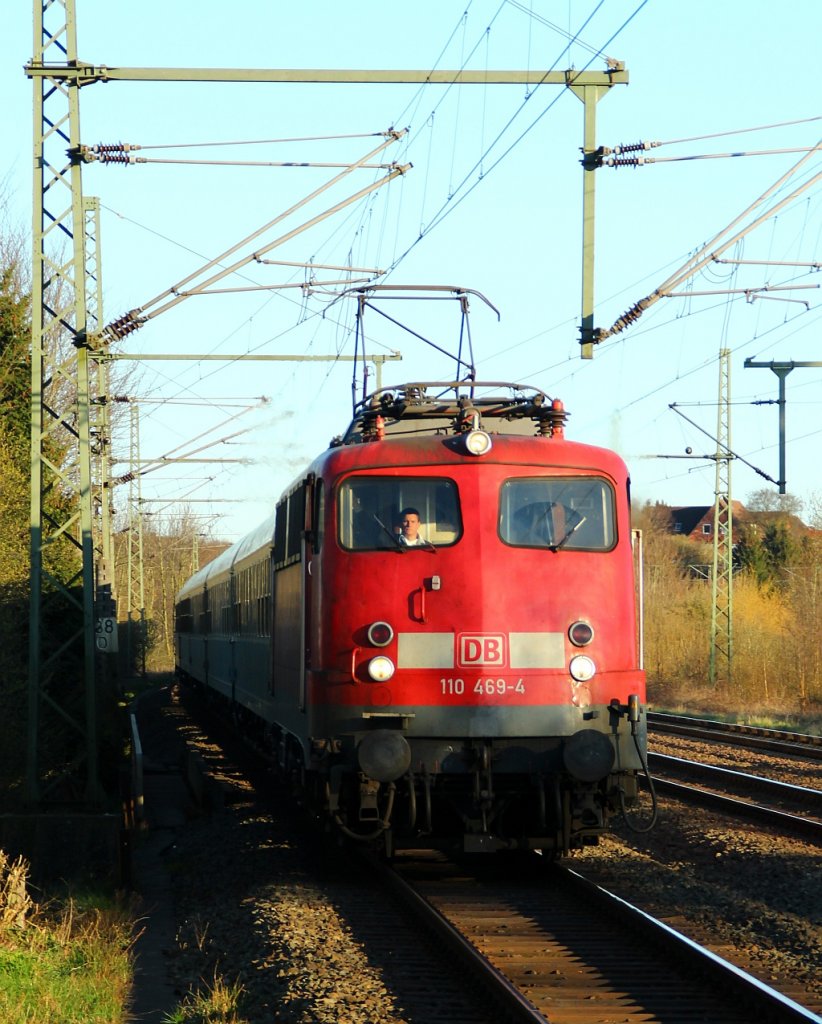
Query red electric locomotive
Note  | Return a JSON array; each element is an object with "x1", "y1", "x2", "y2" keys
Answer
[{"x1": 175, "y1": 379, "x2": 653, "y2": 855}]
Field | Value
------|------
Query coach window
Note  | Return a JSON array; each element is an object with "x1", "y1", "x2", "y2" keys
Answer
[
  {"x1": 274, "y1": 483, "x2": 307, "y2": 570},
  {"x1": 499, "y1": 477, "x2": 615, "y2": 550},
  {"x1": 338, "y1": 477, "x2": 461, "y2": 550}
]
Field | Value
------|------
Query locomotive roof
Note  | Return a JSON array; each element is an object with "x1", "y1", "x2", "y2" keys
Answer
[
  {"x1": 176, "y1": 382, "x2": 625, "y2": 603},
  {"x1": 336, "y1": 381, "x2": 566, "y2": 445}
]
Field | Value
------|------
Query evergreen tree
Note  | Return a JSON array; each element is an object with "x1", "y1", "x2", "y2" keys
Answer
[
  {"x1": 0, "y1": 263, "x2": 31, "y2": 590},
  {"x1": 733, "y1": 523, "x2": 770, "y2": 586},
  {"x1": 734, "y1": 519, "x2": 797, "y2": 590},
  {"x1": 762, "y1": 520, "x2": 797, "y2": 588}
]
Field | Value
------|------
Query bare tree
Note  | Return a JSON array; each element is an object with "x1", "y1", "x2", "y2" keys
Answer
[{"x1": 745, "y1": 487, "x2": 803, "y2": 517}]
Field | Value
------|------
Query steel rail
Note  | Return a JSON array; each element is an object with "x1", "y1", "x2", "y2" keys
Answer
[
  {"x1": 182, "y1": 682, "x2": 821, "y2": 1022},
  {"x1": 382, "y1": 849, "x2": 822, "y2": 1023},
  {"x1": 650, "y1": 751, "x2": 822, "y2": 806},
  {"x1": 648, "y1": 712, "x2": 822, "y2": 759},
  {"x1": 368, "y1": 853, "x2": 548, "y2": 1024},
  {"x1": 648, "y1": 773, "x2": 822, "y2": 843},
  {"x1": 559, "y1": 865, "x2": 822, "y2": 1024}
]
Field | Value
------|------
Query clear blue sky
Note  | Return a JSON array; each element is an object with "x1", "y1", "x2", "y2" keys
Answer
[{"x1": 3, "y1": 1, "x2": 821, "y2": 540}]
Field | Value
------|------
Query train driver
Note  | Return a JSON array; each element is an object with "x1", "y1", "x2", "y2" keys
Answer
[
  {"x1": 397, "y1": 507, "x2": 427, "y2": 546},
  {"x1": 512, "y1": 500, "x2": 565, "y2": 546}
]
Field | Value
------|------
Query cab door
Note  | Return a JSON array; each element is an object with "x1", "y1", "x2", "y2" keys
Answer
[{"x1": 272, "y1": 476, "x2": 314, "y2": 718}]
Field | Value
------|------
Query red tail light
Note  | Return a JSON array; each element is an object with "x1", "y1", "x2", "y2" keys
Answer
[
  {"x1": 569, "y1": 621, "x2": 594, "y2": 647},
  {"x1": 367, "y1": 621, "x2": 394, "y2": 647}
]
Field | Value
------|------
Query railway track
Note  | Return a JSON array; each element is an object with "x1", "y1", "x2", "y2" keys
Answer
[
  {"x1": 133, "y1": 686, "x2": 822, "y2": 1023},
  {"x1": 648, "y1": 712, "x2": 822, "y2": 759},
  {"x1": 647, "y1": 752, "x2": 822, "y2": 842},
  {"x1": 381, "y1": 850, "x2": 822, "y2": 1024}
]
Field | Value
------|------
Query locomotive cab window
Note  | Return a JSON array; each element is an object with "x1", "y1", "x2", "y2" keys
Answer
[
  {"x1": 338, "y1": 477, "x2": 461, "y2": 550},
  {"x1": 499, "y1": 477, "x2": 616, "y2": 550}
]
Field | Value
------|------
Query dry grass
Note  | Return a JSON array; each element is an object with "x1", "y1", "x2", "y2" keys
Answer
[
  {"x1": 642, "y1": 525, "x2": 822, "y2": 724},
  {"x1": 0, "y1": 852, "x2": 31, "y2": 930},
  {"x1": 0, "y1": 855, "x2": 135, "y2": 1024},
  {"x1": 162, "y1": 973, "x2": 249, "y2": 1024}
]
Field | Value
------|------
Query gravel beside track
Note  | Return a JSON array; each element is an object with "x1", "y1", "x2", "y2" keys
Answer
[
  {"x1": 129, "y1": 687, "x2": 822, "y2": 1022},
  {"x1": 575, "y1": 801, "x2": 822, "y2": 1015},
  {"x1": 130, "y1": 685, "x2": 498, "y2": 1024}
]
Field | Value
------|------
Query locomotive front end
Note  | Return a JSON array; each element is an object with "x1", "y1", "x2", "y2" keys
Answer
[{"x1": 306, "y1": 384, "x2": 654, "y2": 856}]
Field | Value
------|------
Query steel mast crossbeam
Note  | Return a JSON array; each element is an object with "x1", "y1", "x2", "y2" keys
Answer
[
  {"x1": 744, "y1": 358, "x2": 822, "y2": 494},
  {"x1": 26, "y1": 60, "x2": 628, "y2": 359},
  {"x1": 25, "y1": 65, "x2": 628, "y2": 87}
]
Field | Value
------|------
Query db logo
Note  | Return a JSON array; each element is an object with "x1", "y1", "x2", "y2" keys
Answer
[{"x1": 459, "y1": 634, "x2": 506, "y2": 666}]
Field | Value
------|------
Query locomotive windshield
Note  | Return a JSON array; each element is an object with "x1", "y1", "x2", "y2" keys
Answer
[
  {"x1": 339, "y1": 476, "x2": 461, "y2": 550},
  {"x1": 499, "y1": 477, "x2": 616, "y2": 551}
]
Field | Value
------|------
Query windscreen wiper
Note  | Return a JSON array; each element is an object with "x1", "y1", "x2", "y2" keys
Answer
[
  {"x1": 549, "y1": 515, "x2": 587, "y2": 551},
  {"x1": 372, "y1": 513, "x2": 405, "y2": 551}
]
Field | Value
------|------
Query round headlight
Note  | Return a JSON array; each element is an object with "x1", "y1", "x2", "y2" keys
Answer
[
  {"x1": 464, "y1": 429, "x2": 493, "y2": 456},
  {"x1": 569, "y1": 655, "x2": 596, "y2": 682},
  {"x1": 569, "y1": 621, "x2": 594, "y2": 647},
  {"x1": 367, "y1": 621, "x2": 394, "y2": 647},
  {"x1": 367, "y1": 655, "x2": 395, "y2": 682}
]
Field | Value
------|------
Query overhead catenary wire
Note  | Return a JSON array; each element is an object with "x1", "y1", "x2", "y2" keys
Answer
[
  {"x1": 597, "y1": 138, "x2": 822, "y2": 341},
  {"x1": 111, "y1": 0, "x2": 646, "y2": 410},
  {"x1": 342, "y1": 0, "x2": 640, "y2": 288},
  {"x1": 100, "y1": 130, "x2": 409, "y2": 339},
  {"x1": 505, "y1": 0, "x2": 619, "y2": 66},
  {"x1": 110, "y1": 131, "x2": 390, "y2": 150},
  {"x1": 382, "y1": 0, "x2": 650, "y2": 275},
  {"x1": 92, "y1": 3, "x2": 664, "y2": 540},
  {"x1": 654, "y1": 114, "x2": 822, "y2": 148},
  {"x1": 98, "y1": 3, "x2": 820, "y2": 537}
]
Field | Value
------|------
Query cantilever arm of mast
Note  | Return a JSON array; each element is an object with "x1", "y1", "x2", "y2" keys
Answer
[
  {"x1": 101, "y1": 352, "x2": 402, "y2": 363},
  {"x1": 669, "y1": 403, "x2": 777, "y2": 484},
  {"x1": 122, "y1": 458, "x2": 250, "y2": 465},
  {"x1": 167, "y1": 277, "x2": 377, "y2": 297},
  {"x1": 97, "y1": 131, "x2": 409, "y2": 342},
  {"x1": 119, "y1": 426, "x2": 256, "y2": 484},
  {"x1": 596, "y1": 139, "x2": 822, "y2": 344}
]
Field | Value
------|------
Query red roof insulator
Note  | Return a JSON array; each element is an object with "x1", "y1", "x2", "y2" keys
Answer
[
  {"x1": 540, "y1": 398, "x2": 567, "y2": 439},
  {"x1": 360, "y1": 413, "x2": 385, "y2": 442}
]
